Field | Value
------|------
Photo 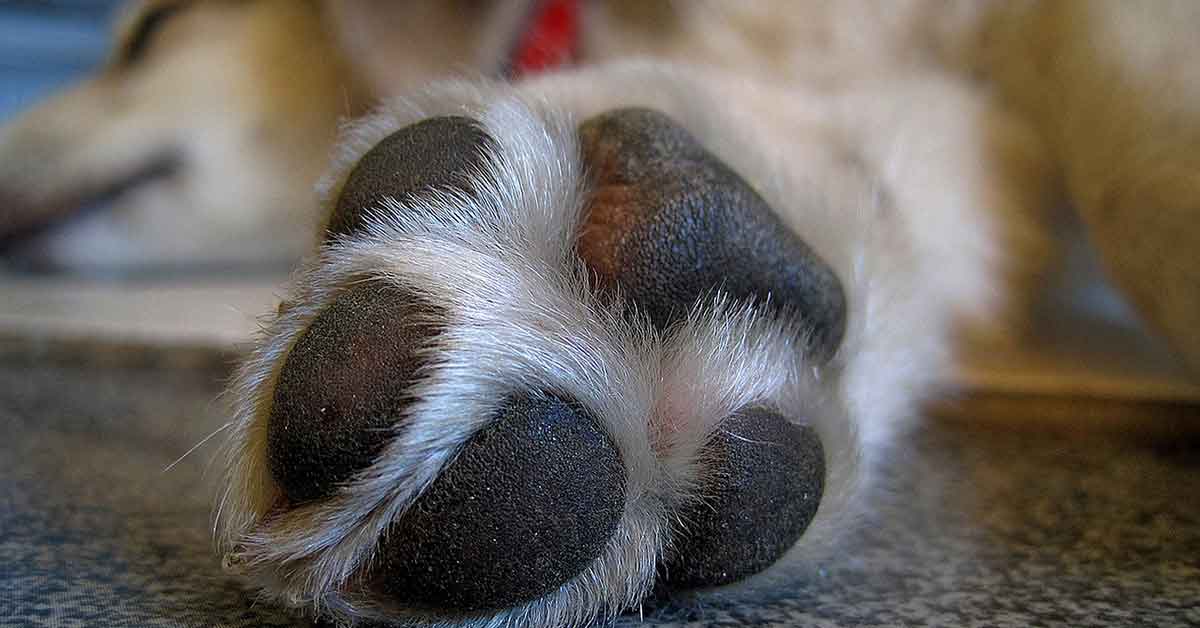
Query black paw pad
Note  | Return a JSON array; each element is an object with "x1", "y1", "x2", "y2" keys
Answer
[
  {"x1": 372, "y1": 393, "x2": 626, "y2": 612},
  {"x1": 267, "y1": 282, "x2": 443, "y2": 504},
  {"x1": 660, "y1": 408, "x2": 824, "y2": 589},
  {"x1": 328, "y1": 116, "x2": 495, "y2": 239},
  {"x1": 578, "y1": 108, "x2": 846, "y2": 360}
]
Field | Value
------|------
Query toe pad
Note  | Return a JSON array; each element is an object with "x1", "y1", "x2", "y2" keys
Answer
[
  {"x1": 661, "y1": 408, "x2": 824, "y2": 588},
  {"x1": 329, "y1": 115, "x2": 494, "y2": 239},
  {"x1": 267, "y1": 283, "x2": 442, "y2": 504},
  {"x1": 373, "y1": 393, "x2": 626, "y2": 612}
]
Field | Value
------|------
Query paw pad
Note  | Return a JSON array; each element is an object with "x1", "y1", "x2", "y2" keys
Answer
[
  {"x1": 579, "y1": 108, "x2": 846, "y2": 360},
  {"x1": 373, "y1": 393, "x2": 625, "y2": 612},
  {"x1": 328, "y1": 115, "x2": 495, "y2": 239},
  {"x1": 660, "y1": 408, "x2": 824, "y2": 588},
  {"x1": 239, "y1": 104, "x2": 837, "y2": 627},
  {"x1": 267, "y1": 282, "x2": 442, "y2": 504},
  {"x1": 267, "y1": 281, "x2": 626, "y2": 611}
]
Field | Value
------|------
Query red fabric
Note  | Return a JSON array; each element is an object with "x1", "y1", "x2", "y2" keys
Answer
[{"x1": 511, "y1": 0, "x2": 580, "y2": 77}]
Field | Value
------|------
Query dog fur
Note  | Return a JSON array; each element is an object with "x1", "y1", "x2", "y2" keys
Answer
[
  {"x1": 0, "y1": 0, "x2": 531, "y2": 269},
  {"x1": 4, "y1": 1, "x2": 1197, "y2": 626}
]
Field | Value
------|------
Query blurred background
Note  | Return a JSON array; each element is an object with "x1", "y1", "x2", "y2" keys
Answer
[
  {"x1": 0, "y1": 1, "x2": 116, "y2": 122},
  {"x1": 0, "y1": 0, "x2": 290, "y2": 350},
  {"x1": 0, "y1": 0, "x2": 1195, "y2": 396}
]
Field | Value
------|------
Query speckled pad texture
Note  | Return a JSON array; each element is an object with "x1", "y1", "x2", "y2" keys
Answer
[
  {"x1": 374, "y1": 393, "x2": 625, "y2": 613},
  {"x1": 2, "y1": 359, "x2": 1199, "y2": 627},
  {"x1": 268, "y1": 282, "x2": 442, "y2": 503},
  {"x1": 578, "y1": 108, "x2": 845, "y2": 359},
  {"x1": 659, "y1": 409, "x2": 824, "y2": 589},
  {"x1": 328, "y1": 115, "x2": 494, "y2": 239}
]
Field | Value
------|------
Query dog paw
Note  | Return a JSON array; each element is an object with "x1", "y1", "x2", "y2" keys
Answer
[{"x1": 218, "y1": 89, "x2": 851, "y2": 627}]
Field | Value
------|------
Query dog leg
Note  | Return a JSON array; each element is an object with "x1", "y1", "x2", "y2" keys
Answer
[
  {"x1": 986, "y1": 0, "x2": 1200, "y2": 373},
  {"x1": 216, "y1": 63, "x2": 1022, "y2": 626}
]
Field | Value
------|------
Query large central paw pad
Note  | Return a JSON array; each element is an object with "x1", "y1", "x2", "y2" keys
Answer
[{"x1": 579, "y1": 108, "x2": 845, "y2": 358}]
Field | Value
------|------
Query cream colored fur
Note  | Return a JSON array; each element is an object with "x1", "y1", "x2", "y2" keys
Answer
[
  {"x1": 982, "y1": 0, "x2": 1200, "y2": 371},
  {"x1": 0, "y1": 0, "x2": 528, "y2": 269},
  {"x1": 217, "y1": 2, "x2": 1200, "y2": 626},
  {"x1": 0, "y1": 0, "x2": 342, "y2": 267},
  {"x1": 3, "y1": 1, "x2": 1195, "y2": 627}
]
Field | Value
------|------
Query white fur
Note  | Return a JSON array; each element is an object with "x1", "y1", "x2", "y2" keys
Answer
[
  {"x1": 194, "y1": 1, "x2": 1196, "y2": 627},
  {"x1": 215, "y1": 49, "x2": 1045, "y2": 623}
]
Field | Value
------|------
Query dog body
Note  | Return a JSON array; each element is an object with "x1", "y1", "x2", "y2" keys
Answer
[
  {"x1": 0, "y1": 0, "x2": 339, "y2": 267},
  {"x1": 0, "y1": 0, "x2": 531, "y2": 269},
  {"x1": 217, "y1": 2, "x2": 1200, "y2": 626},
  {"x1": 4, "y1": 2, "x2": 1197, "y2": 626}
]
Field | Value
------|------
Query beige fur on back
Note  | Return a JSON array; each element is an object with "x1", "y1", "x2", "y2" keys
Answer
[
  {"x1": 4, "y1": 0, "x2": 1193, "y2": 374},
  {"x1": 984, "y1": 0, "x2": 1200, "y2": 371},
  {"x1": 560, "y1": 0, "x2": 1198, "y2": 373}
]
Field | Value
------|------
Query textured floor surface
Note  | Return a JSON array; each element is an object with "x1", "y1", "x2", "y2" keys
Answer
[{"x1": 2, "y1": 360, "x2": 1198, "y2": 628}]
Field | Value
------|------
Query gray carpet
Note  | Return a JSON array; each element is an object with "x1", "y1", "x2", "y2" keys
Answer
[{"x1": 2, "y1": 359, "x2": 1198, "y2": 627}]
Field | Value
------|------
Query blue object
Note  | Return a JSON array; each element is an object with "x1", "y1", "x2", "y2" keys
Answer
[{"x1": 0, "y1": 1, "x2": 119, "y2": 121}]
